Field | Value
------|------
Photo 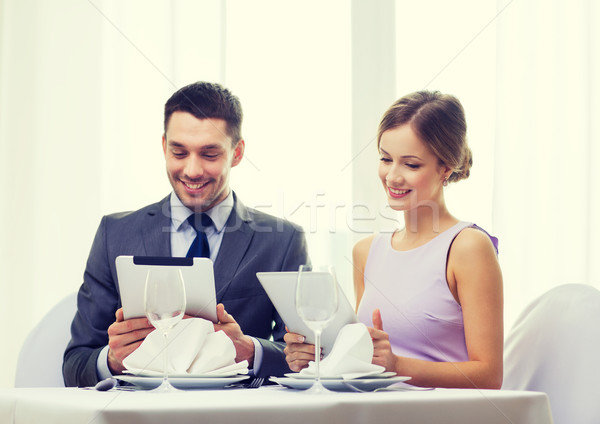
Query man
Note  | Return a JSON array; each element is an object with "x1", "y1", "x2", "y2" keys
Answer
[{"x1": 63, "y1": 82, "x2": 309, "y2": 387}]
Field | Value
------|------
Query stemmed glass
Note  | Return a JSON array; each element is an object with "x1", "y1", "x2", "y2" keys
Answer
[
  {"x1": 295, "y1": 264, "x2": 339, "y2": 394},
  {"x1": 144, "y1": 268, "x2": 186, "y2": 392}
]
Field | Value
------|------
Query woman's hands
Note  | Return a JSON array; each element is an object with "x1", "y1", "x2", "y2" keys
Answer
[
  {"x1": 367, "y1": 309, "x2": 398, "y2": 372},
  {"x1": 283, "y1": 330, "x2": 319, "y2": 372},
  {"x1": 284, "y1": 310, "x2": 399, "y2": 374}
]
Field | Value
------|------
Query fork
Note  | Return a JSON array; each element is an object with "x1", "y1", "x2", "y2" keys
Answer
[{"x1": 247, "y1": 377, "x2": 265, "y2": 388}]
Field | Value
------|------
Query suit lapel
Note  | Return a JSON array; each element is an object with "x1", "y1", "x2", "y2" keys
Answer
[
  {"x1": 213, "y1": 193, "x2": 254, "y2": 301},
  {"x1": 141, "y1": 195, "x2": 172, "y2": 256}
]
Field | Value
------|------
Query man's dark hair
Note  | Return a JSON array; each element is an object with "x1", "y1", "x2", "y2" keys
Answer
[{"x1": 164, "y1": 81, "x2": 243, "y2": 145}]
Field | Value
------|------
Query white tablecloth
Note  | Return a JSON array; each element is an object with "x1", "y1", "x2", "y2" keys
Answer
[{"x1": 0, "y1": 386, "x2": 553, "y2": 424}]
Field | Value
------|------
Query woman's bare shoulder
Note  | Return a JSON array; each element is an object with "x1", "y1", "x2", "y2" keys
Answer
[
  {"x1": 352, "y1": 234, "x2": 377, "y2": 261},
  {"x1": 451, "y1": 227, "x2": 497, "y2": 258}
]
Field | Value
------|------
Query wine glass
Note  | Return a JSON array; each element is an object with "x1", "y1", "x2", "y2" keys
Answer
[
  {"x1": 295, "y1": 264, "x2": 339, "y2": 394},
  {"x1": 144, "y1": 267, "x2": 186, "y2": 392}
]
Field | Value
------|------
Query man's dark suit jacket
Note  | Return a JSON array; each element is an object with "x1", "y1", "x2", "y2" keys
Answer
[{"x1": 63, "y1": 192, "x2": 309, "y2": 387}]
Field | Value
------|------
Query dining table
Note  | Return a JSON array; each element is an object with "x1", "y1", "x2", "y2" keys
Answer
[{"x1": 0, "y1": 382, "x2": 553, "y2": 424}]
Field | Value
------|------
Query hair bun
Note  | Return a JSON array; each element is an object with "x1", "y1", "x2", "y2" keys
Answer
[{"x1": 450, "y1": 145, "x2": 472, "y2": 183}]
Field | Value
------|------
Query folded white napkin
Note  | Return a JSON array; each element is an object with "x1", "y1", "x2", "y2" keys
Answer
[
  {"x1": 123, "y1": 318, "x2": 248, "y2": 376},
  {"x1": 299, "y1": 323, "x2": 386, "y2": 379}
]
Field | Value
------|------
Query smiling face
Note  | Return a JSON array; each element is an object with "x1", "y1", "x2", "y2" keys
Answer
[
  {"x1": 163, "y1": 111, "x2": 244, "y2": 212},
  {"x1": 378, "y1": 124, "x2": 450, "y2": 212}
]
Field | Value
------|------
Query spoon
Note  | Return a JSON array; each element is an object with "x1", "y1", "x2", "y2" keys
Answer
[{"x1": 93, "y1": 378, "x2": 118, "y2": 391}]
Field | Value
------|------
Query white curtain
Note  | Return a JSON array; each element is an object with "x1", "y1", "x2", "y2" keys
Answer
[
  {"x1": 0, "y1": 0, "x2": 224, "y2": 387},
  {"x1": 494, "y1": 0, "x2": 600, "y2": 326},
  {"x1": 0, "y1": 0, "x2": 598, "y2": 388}
]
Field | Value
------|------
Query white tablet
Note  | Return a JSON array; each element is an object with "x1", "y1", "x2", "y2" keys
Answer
[
  {"x1": 116, "y1": 255, "x2": 217, "y2": 322},
  {"x1": 256, "y1": 271, "x2": 358, "y2": 355}
]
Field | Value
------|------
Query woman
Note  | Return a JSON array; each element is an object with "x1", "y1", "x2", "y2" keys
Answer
[{"x1": 284, "y1": 91, "x2": 503, "y2": 389}]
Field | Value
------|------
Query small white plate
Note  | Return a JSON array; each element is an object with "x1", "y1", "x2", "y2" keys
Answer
[
  {"x1": 284, "y1": 371, "x2": 397, "y2": 380},
  {"x1": 271, "y1": 376, "x2": 411, "y2": 392},
  {"x1": 116, "y1": 375, "x2": 249, "y2": 390}
]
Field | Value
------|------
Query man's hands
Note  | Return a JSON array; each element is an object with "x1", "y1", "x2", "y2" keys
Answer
[
  {"x1": 106, "y1": 308, "x2": 154, "y2": 374},
  {"x1": 214, "y1": 303, "x2": 255, "y2": 367},
  {"x1": 106, "y1": 304, "x2": 257, "y2": 373}
]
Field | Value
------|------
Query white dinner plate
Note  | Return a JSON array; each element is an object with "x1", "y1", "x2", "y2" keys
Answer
[
  {"x1": 272, "y1": 376, "x2": 411, "y2": 392},
  {"x1": 123, "y1": 369, "x2": 245, "y2": 378},
  {"x1": 116, "y1": 375, "x2": 249, "y2": 390},
  {"x1": 284, "y1": 371, "x2": 397, "y2": 380}
]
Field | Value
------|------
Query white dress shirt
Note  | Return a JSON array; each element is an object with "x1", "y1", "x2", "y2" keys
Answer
[{"x1": 168, "y1": 191, "x2": 230, "y2": 260}]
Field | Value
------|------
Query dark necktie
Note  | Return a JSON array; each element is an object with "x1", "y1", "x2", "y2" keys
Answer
[{"x1": 186, "y1": 213, "x2": 213, "y2": 258}]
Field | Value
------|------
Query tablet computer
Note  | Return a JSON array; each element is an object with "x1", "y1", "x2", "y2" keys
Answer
[
  {"x1": 116, "y1": 255, "x2": 217, "y2": 322},
  {"x1": 256, "y1": 271, "x2": 358, "y2": 355}
]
